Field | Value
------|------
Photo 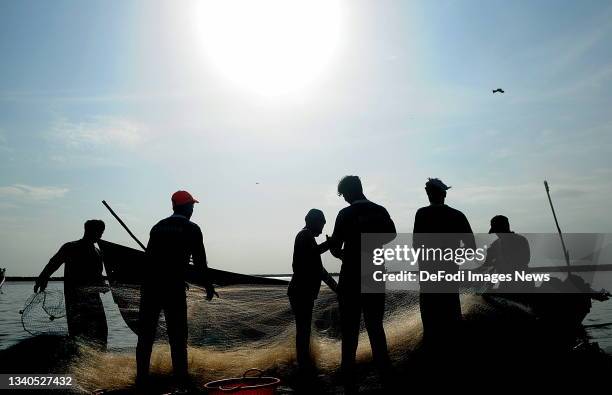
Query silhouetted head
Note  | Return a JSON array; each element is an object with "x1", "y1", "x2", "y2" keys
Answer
[
  {"x1": 172, "y1": 190, "x2": 199, "y2": 219},
  {"x1": 83, "y1": 220, "x2": 105, "y2": 242},
  {"x1": 425, "y1": 177, "x2": 450, "y2": 205},
  {"x1": 305, "y1": 209, "x2": 326, "y2": 236},
  {"x1": 489, "y1": 215, "x2": 511, "y2": 235},
  {"x1": 337, "y1": 175, "x2": 366, "y2": 204}
]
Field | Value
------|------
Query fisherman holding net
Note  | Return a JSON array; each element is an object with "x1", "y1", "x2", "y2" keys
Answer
[
  {"x1": 476, "y1": 215, "x2": 532, "y2": 293},
  {"x1": 34, "y1": 219, "x2": 109, "y2": 349},
  {"x1": 328, "y1": 175, "x2": 397, "y2": 394},
  {"x1": 136, "y1": 190, "x2": 218, "y2": 388}
]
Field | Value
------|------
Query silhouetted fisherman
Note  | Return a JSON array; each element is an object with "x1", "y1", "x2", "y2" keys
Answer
[
  {"x1": 480, "y1": 215, "x2": 531, "y2": 292},
  {"x1": 136, "y1": 190, "x2": 217, "y2": 386},
  {"x1": 413, "y1": 178, "x2": 475, "y2": 357},
  {"x1": 34, "y1": 220, "x2": 108, "y2": 348},
  {"x1": 288, "y1": 209, "x2": 338, "y2": 376},
  {"x1": 328, "y1": 176, "x2": 396, "y2": 393}
]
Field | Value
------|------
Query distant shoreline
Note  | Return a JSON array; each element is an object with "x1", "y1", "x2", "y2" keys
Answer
[
  {"x1": 4, "y1": 273, "x2": 338, "y2": 282},
  {"x1": 6, "y1": 277, "x2": 65, "y2": 282}
]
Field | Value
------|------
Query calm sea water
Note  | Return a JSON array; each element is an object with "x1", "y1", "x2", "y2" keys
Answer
[
  {"x1": 1, "y1": 281, "x2": 612, "y2": 353},
  {"x1": 0, "y1": 281, "x2": 137, "y2": 350}
]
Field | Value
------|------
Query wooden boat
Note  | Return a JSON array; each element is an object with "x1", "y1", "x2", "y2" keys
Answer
[
  {"x1": 98, "y1": 239, "x2": 288, "y2": 334},
  {"x1": 99, "y1": 240, "x2": 288, "y2": 287}
]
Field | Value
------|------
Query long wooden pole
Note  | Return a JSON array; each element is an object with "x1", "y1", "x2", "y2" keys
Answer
[
  {"x1": 544, "y1": 181, "x2": 571, "y2": 270},
  {"x1": 102, "y1": 200, "x2": 147, "y2": 251}
]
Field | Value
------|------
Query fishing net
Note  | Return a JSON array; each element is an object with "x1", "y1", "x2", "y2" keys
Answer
[
  {"x1": 19, "y1": 290, "x2": 68, "y2": 336},
  {"x1": 106, "y1": 284, "x2": 421, "y2": 348},
  {"x1": 68, "y1": 285, "x2": 558, "y2": 393},
  {"x1": 68, "y1": 284, "x2": 428, "y2": 392},
  {"x1": 9, "y1": 283, "x2": 608, "y2": 394}
]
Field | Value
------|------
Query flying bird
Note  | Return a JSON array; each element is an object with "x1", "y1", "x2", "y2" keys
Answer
[{"x1": 492, "y1": 88, "x2": 505, "y2": 94}]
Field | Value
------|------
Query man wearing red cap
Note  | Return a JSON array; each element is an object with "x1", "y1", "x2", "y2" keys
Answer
[{"x1": 136, "y1": 190, "x2": 217, "y2": 387}]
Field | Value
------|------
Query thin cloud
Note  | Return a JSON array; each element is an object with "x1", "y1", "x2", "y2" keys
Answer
[
  {"x1": 0, "y1": 184, "x2": 69, "y2": 201},
  {"x1": 453, "y1": 176, "x2": 612, "y2": 205},
  {"x1": 51, "y1": 116, "x2": 146, "y2": 149},
  {"x1": 0, "y1": 89, "x2": 190, "y2": 104}
]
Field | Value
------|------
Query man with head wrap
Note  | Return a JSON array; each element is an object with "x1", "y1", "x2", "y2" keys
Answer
[
  {"x1": 413, "y1": 178, "x2": 475, "y2": 360},
  {"x1": 288, "y1": 209, "x2": 337, "y2": 378}
]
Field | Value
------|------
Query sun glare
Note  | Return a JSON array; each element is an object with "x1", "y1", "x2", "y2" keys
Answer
[{"x1": 195, "y1": 0, "x2": 344, "y2": 96}]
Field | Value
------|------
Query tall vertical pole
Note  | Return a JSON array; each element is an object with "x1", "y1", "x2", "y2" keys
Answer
[
  {"x1": 102, "y1": 200, "x2": 147, "y2": 251},
  {"x1": 544, "y1": 181, "x2": 571, "y2": 270}
]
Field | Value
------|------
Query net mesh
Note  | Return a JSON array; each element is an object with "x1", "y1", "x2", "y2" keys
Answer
[
  {"x1": 19, "y1": 290, "x2": 68, "y2": 336},
  {"x1": 68, "y1": 284, "x2": 429, "y2": 392},
  {"x1": 10, "y1": 284, "x2": 605, "y2": 393}
]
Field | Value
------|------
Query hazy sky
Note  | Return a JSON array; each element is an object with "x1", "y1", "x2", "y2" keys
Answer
[{"x1": 1, "y1": 0, "x2": 612, "y2": 276}]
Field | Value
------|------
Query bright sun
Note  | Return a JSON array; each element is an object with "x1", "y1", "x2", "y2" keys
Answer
[{"x1": 195, "y1": 0, "x2": 344, "y2": 96}]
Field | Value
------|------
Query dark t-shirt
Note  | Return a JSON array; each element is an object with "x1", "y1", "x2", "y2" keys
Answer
[
  {"x1": 146, "y1": 214, "x2": 209, "y2": 285},
  {"x1": 484, "y1": 233, "x2": 531, "y2": 274},
  {"x1": 331, "y1": 200, "x2": 396, "y2": 294},
  {"x1": 413, "y1": 204, "x2": 475, "y2": 292},
  {"x1": 40, "y1": 239, "x2": 105, "y2": 289},
  {"x1": 413, "y1": 204, "x2": 474, "y2": 235},
  {"x1": 288, "y1": 228, "x2": 328, "y2": 301}
]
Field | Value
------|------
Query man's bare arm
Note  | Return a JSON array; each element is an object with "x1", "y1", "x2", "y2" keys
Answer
[
  {"x1": 321, "y1": 268, "x2": 338, "y2": 292},
  {"x1": 192, "y1": 226, "x2": 217, "y2": 300},
  {"x1": 316, "y1": 239, "x2": 330, "y2": 254},
  {"x1": 329, "y1": 213, "x2": 344, "y2": 259},
  {"x1": 35, "y1": 246, "x2": 67, "y2": 292}
]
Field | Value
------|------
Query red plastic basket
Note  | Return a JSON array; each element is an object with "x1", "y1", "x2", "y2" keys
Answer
[{"x1": 204, "y1": 368, "x2": 280, "y2": 395}]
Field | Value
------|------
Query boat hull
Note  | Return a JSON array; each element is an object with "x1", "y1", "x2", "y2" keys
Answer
[{"x1": 98, "y1": 240, "x2": 288, "y2": 335}]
